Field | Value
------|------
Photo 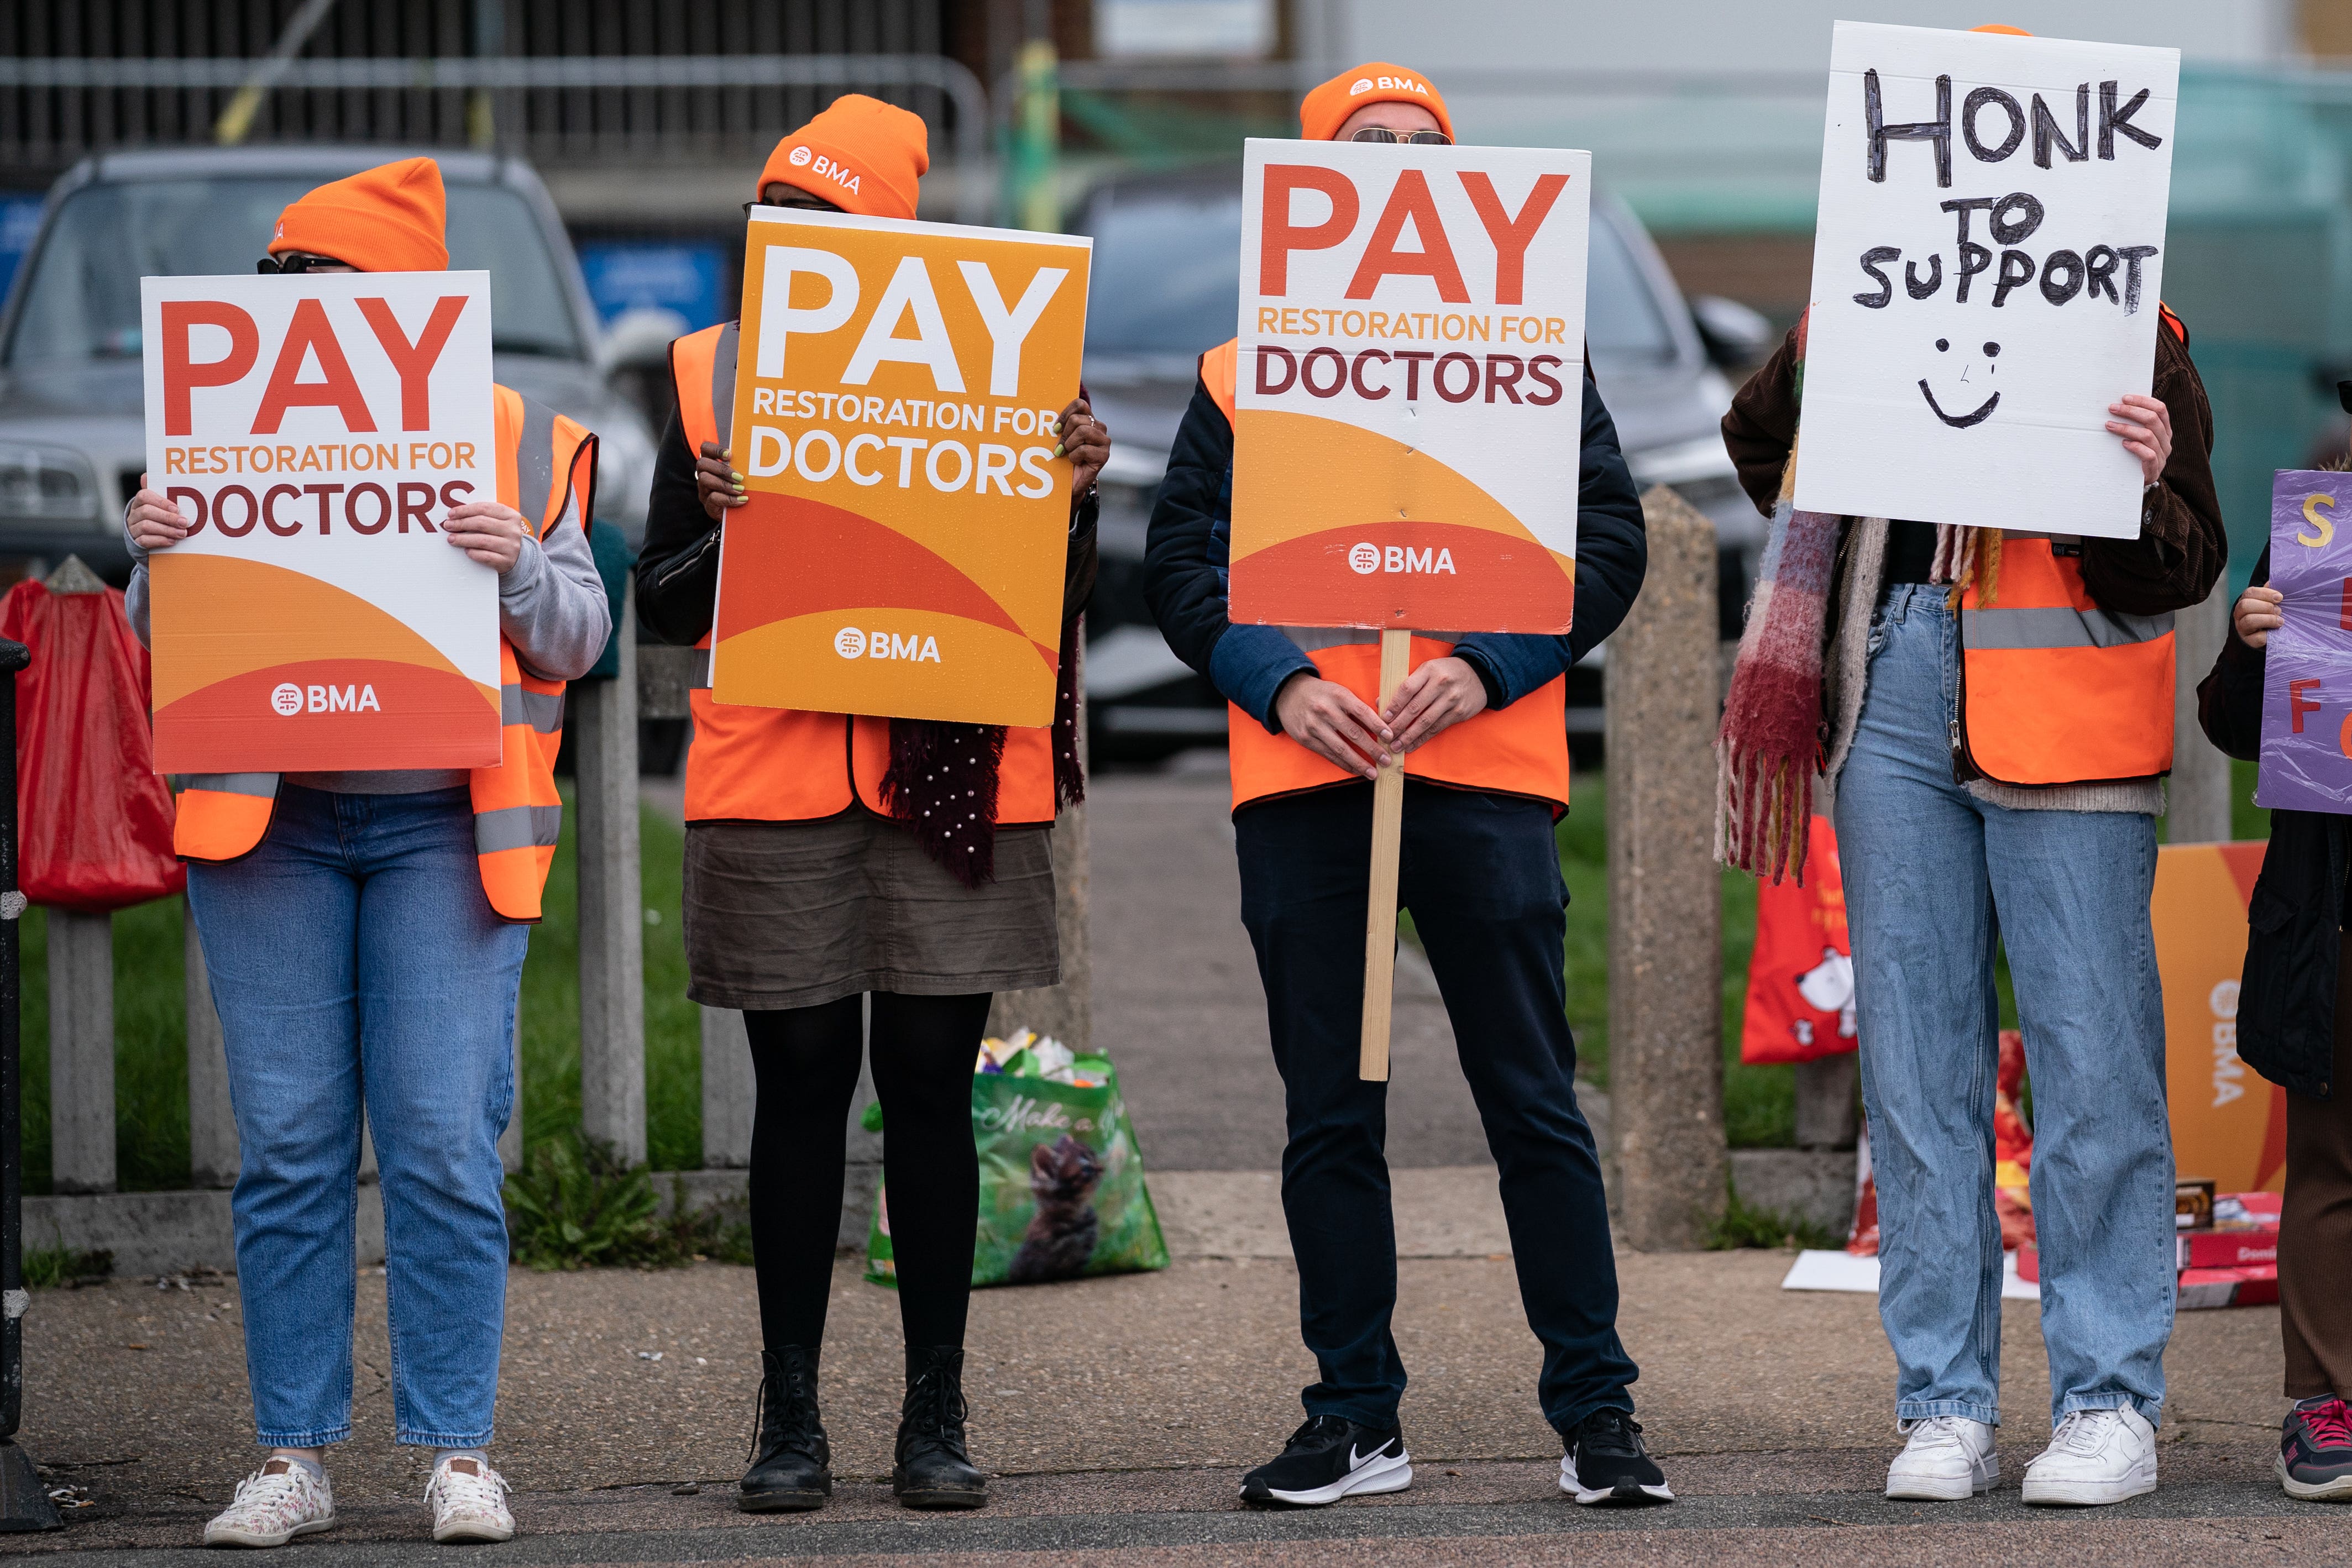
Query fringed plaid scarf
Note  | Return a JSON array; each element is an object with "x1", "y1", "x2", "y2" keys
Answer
[{"x1": 879, "y1": 621, "x2": 1086, "y2": 889}]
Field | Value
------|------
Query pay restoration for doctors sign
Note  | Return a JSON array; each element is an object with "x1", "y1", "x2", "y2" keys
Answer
[
  {"x1": 1229, "y1": 135, "x2": 1590, "y2": 632},
  {"x1": 1793, "y1": 22, "x2": 2179, "y2": 539},
  {"x1": 714, "y1": 208, "x2": 1091, "y2": 728},
  {"x1": 140, "y1": 270, "x2": 500, "y2": 772}
]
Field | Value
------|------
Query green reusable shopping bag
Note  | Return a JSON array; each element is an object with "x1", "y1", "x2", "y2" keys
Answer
[{"x1": 866, "y1": 1037, "x2": 1170, "y2": 1288}]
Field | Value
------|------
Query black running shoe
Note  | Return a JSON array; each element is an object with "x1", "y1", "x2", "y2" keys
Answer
[
  {"x1": 1239, "y1": 1415, "x2": 1411, "y2": 1507},
  {"x1": 1560, "y1": 1409, "x2": 1674, "y2": 1506},
  {"x1": 2279, "y1": 1396, "x2": 2352, "y2": 1501}
]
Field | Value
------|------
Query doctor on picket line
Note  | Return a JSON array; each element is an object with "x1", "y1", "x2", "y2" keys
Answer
[
  {"x1": 1145, "y1": 64, "x2": 1669, "y2": 1511},
  {"x1": 2198, "y1": 519, "x2": 2352, "y2": 1502},
  {"x1": 123, "y1": 158, "x2": 609, "y2": 1549},
  {"x1": 633, "y1": 96, "x2": 1107, "y2": 1516},
  {"x1": 1716, "y1": 23, "x2": 2227, "y2": 1513}
]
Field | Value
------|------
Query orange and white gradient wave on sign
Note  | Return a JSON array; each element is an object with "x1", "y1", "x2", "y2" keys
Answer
[{"x1": 150, "y1": 554, "x2": 500, "y2": 773}]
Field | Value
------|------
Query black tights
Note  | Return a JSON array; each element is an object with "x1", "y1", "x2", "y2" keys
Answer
[{"x1": 743, "y1": 991, "x2": 988, "y2": 1353}]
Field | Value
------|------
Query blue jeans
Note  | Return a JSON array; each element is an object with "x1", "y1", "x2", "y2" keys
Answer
[
  {"x1": 188, "y1": 785, "x2": 527, "y2": 1449},
  {"x1": 1835, "y1": 585, "x2": 2173, "y2": 1429},
  {"x1": 1235, "y1": 781, "x2": 1637, "y2": 1434}
]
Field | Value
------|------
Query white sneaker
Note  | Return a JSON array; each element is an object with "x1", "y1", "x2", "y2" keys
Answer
[
  {"x1": 1884, "y1": 1416, "x2": 1998, "y2": 1500},
  {"x1": 2021, "y1": 1406, "x2": 2158, "y2": 1506},
  {"x1": 202, "y1": 1457, "x2": 337, "y2": 1547},
  {"x1": 426, "y1": 1456, "x2": 516, "y2": 1544}
]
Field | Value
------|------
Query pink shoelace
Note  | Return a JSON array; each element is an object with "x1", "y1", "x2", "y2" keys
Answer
[{"x1": 2302, "y1": 1398, "x2": 2352, "y2": 1450}]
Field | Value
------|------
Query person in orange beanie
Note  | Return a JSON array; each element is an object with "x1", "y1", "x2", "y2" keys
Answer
[
  {"x1": 632, "y1": 99, "x2": 1109, "y2": 1516},
  {"x1": 121, "y1": 156, "x2": 610, "y2": 1548}
]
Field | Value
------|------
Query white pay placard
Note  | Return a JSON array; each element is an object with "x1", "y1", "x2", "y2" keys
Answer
[
  {"x1": 140, "y1": 270, "x2": 501, "y2": 772},
  {"x1": 1794, "y1": 22, "x2": 2178, "y2": 539}
]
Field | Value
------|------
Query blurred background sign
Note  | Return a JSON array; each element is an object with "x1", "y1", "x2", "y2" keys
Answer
[
  {"x1": 578, "y1": 242, "x2": 726, "y2": 335},
  {"x1": 1098, "y1": 0, "x2": 1275, "y2": 58}
]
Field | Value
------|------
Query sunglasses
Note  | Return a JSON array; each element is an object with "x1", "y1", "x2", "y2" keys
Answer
[
  {"x1": 1349, "y1": 127, "x2": 1452, "y2": 145},
  {"x1": 255, "y1": 253, "x2": 341, "y2": 274}
]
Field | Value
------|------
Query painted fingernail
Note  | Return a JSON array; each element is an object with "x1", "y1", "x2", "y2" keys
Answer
[
  {"x1": 730, "y1": 471, "x2": 744, "y2": 483},
  {"x1": 1053, "y1": 443, "x2": 1065, "y2": 458}
]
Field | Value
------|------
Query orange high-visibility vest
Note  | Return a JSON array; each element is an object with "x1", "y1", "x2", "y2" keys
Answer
[
  {"x1": 667, "y1": 322, "x2": 1060, "y2": 825},
  {"x1": 172, "y1": 385, "x2": 598, "y2": 922},
  {"x1": 1199, "y1": 337, "x2": 1573, "y2": 813},
  {"x1": 1954, "y1": 305, "x2": 2191, "y2": 788}
]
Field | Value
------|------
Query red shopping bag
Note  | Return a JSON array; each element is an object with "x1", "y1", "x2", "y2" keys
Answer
[
  {"x1": 1, "y1": 574, "x2": 183, "y2": 911},
  {"x1": 1740, "y1": 814, "x2": 1855, "y2": 1065}
]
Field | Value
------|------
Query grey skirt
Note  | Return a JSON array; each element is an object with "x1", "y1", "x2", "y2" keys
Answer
[{"x1": 683, "y1": 811, "x2": 1059, "y2": 1011}]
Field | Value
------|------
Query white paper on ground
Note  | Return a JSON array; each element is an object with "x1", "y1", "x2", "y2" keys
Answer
[
  {"x1": 1782, "y1": 1247, "x2": 2039, "y2": 1300},
  {"x1": 1792, "y1": 22, "x2": 2178, "y2": 539}
]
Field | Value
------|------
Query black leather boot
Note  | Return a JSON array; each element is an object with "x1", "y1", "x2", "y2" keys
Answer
[
  {"x1": 740, "y1": 1346, "x2": 831, "y2": 1512},
  {"x1": 891, "y1": 1346, "x2": 987, "y2": 1508}
]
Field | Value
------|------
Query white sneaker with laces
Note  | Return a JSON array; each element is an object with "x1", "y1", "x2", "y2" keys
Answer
[
  {"x1": 2021, "y1": 1406, "x2": 2158, "y2": 1506},
  {"x1": 202, "y1": 1457, "x2": 337, "y2": 1548},
  {"x1": 426, "y1": 1456, "x2": 516, "y2": 1544},
  {"x1": 1884, "y1": 1415, "x2": 1998, "y2": 1500}
]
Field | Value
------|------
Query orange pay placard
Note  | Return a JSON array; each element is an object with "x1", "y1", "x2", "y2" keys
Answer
[
  {"x1": 713, "y1": 209, "x2": 1092, "y2": 727},
  {"x1": 1230, "y1": 137, "x2": 1590, "y2": 631},
  {"x1": 140, "y1": 270, "x2": 500, "y2": 772},
  {"x1": 2154, "y1": 841, "x2": 2285, "y2": 1195}
]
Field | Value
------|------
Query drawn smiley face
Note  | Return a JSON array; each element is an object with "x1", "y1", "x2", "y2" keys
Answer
[{"x1": 1918, "y1": 338, "x2": 2001, "y2": 429}]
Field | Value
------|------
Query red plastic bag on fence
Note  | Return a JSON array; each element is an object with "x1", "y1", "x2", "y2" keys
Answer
[
  {"x1": 0, "y1": 571, "x2": 184, "y2": 911},
  {"x1": 1740, "y1": 814, "x2": 1857, "y2": 1065}
]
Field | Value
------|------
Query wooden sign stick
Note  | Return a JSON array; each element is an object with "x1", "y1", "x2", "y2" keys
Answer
[{"x1": 1359, "y1": 627, "x2": 1413, "y2": 1082}]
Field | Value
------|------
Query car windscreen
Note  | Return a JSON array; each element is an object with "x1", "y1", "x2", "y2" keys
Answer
[
  {"x1": 1080, "y1": 181, "x2": 1682, "y2": 373},
  {"x1": 3, "y1": 177, "x2": 584, "y2": 368}
]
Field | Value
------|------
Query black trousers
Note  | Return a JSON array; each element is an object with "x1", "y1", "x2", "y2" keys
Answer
[{"x1": 1234, "y1": 780, "x2": 1637, "y2": 1434}]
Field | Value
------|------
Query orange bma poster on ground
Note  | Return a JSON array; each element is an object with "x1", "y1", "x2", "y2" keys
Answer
[
  {"x1": 2153, "y1": 840, "x2": 2285, "y2": 1196},
  {"x1": 1230, "y1": 137, "x2": 1590, "y2": 631},
  {"x1": 140, "y1": 270, "x2": 500, "y2": 773},
  {"x1": 713, "y1": 208, "x2": 1092, "y2": 728}
]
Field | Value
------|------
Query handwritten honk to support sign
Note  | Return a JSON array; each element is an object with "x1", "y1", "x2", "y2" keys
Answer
[
  {"x1": 2257, "y1": 469, "x2": 2352, "y2": 814},
  {"x1": 140, "y1": 270, "x2": 500, "y2": 773},
  {"x1": 1793, "y1": 22, "x2": 2179, "y2": 540},
  {"x1": 713, "y1": 208, "x2": 1091, "y2": 728}
]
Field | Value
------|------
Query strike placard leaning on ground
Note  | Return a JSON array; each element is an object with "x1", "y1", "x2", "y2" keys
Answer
[
  {"x1": 140, "y1": 268, "x2": 501, "y2": 772},
  {"x1": 713, "y1": 207, "x2": 1091, "y2": 727}
]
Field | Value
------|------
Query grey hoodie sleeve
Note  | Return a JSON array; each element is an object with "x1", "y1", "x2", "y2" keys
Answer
[{"x1": 121, "y1": 495, "x2": 611, "y2": 679}]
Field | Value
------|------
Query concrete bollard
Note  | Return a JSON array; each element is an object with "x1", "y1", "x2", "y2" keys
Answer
[
  {"x1": 2167, "y1": 585, "x2": 2232, "y2": 845},
  {"x1": 699, "y1": 1005, "x2": 754, "y2": 1168},
  {"x1": 183, "y1": 906, "x2": 238, "y2": 1188},
  {"x1": 574, "y1": 582, "x2": 647, "y2": 1165},
  {"x1": 1794, "y1": 1053, "x2": 1859, "y2": 1150},
  {"x1": 987, "y1": 631, "x2": 1089, "y2": 1052},
  {"x1": 1605, "y1": 486, "x2": 1727, "y2": 1251},
  {"x1": 45, "y1": 909, "x2": 114, "y2": 1195}
]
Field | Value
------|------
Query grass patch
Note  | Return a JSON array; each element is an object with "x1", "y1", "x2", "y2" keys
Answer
[
  {"x1": 503, "y1": 1133, "x2": 751, "y2": 1270},
  {"x1": 21, "y1": 1241, "x2": 113, "y2": 1288},
  {"x1": 1704, "y1": 1186, "x2": 1843, "y2": 1252}
]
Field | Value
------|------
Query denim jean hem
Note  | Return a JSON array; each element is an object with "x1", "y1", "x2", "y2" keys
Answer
[
  {"x1": 2054, "y1": 1392, "x2": 2159, "y2": 1427},
  {"x1": 1547, "y1": 1395, "x2": 1636, "y2": 1438},
  {"x1": 256, "y1": 1427, "x2": 352, "y2": 1449},
  {"x1": 1895, "y1": 1399, "x2": 2001, "y2": 1427},
  {"x1": 396, "y1": 1429, "x2": 497, "y2": 1449}
]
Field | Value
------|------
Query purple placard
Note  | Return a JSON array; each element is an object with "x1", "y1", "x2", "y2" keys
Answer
[{"x1": 2258, "y1": 469, "x2": 2352, "y2": 813}]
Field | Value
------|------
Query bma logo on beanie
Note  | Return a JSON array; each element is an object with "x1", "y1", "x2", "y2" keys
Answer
[
  {"x1": 1352, "y1": 74, "x2": 1428, "y2": 98},
  {"x1": 788, "y1": 145, "x2": 814, "y2": 166}
]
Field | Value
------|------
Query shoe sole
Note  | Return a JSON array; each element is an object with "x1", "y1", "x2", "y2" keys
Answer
[
  {"x1": 431, "y1": 1518, "x2": 515, "y2": 1544},
  {"x1": 1559, "y1": 1461, "x2": 1673, "y2": 1507},
  {"x1": 204, "y1": 1517, "x2": 337, "y2": 1549},
  {"x1": 1885, "y1": 1458, "x2": 1998, "y2": 1501},
  {"x1": 1251, "y1": 1453, "x2": 1413, "y2": 1507},
  {"x1": 2020, "y1": 1462, "x2": 2156, "y2": 1507},
  {"x1": 894, "y1": 1488, "x2": 988, "y2": 1510},
  {"x1": 2277, "y1": 1455, "x2": 2352, "y2": 1501},
  {"x1": 738, "y1": 1487, "x2": 829, "y2": 1513}
]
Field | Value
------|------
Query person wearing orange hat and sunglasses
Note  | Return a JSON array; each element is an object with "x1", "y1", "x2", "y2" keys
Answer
[
  {"x1": 1145, "y1": 65, "x2": 1667, "y2": 1508},
  {"x1": 121, "y1": 157, "x2": 610, "y2": 1547},
  {"x1": 634, "y1": 96, "x2": 1108, "y2": 1514}
]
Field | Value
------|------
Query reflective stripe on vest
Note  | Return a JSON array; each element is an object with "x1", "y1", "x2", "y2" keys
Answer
[
  {"x1": 1958, "y1": 538, "x2": 2175, "y2": 786},
  {"x1": 171, "y1": 386, "x2": 594, "y2": 922},
  {"x1": 1197, "y1": 338, "x2": 1573, "y2": 814},
  {"x1": 670, "y1": 322, "x2": 1059, "y2": 827}
]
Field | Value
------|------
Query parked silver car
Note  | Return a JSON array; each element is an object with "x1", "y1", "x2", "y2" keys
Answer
[
  {"x1": 1071, "y1": 165, "x2": 1770, "y2": 762},
  {"x1": 0, "y1": 145, "x2": 659, "y2": 580}
]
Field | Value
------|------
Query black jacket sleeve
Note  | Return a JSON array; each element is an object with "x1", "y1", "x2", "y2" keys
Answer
[
  {"x1": 1143, "y1": 379, "x2": 1240, "y2": 679},
  {"x1": 1563, "y1": 370, "x2": 1647, "y2": 665},
  {"x1": 2197, "y1": 544, "x2": 2266, "y2": 763}
]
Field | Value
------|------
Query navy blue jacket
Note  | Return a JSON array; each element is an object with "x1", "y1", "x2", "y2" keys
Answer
[{"x1": 1143, "y1": 364, "x2": 1648, "y2": 731}]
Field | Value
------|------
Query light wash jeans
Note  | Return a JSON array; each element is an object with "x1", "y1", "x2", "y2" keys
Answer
[
  {"x1": 1834, "y1": 584, "x2": 2173, "y2": 1429},
  {"x1": 188, "y1": 784, "x2": 527, "y2": 1449}
]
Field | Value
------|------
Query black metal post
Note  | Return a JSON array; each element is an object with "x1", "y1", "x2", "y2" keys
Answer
[{"x1": 0, "y1": 636, "x2": 59, "y2": 1532}]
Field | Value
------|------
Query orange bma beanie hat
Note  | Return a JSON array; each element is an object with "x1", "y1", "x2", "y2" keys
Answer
[
  {"x1": 757, "y1": 93, "x2": 930, "y2": 221},
  {"x1": 268, "y1": 156, "x2": 449, "y2": 272},
  {"x1": 1299, "y1": 62, "x2": 1453, "y2": 143}
]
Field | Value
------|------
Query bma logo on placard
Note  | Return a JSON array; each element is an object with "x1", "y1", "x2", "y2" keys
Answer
[
  {"x1": 1348, "y1": 542, "x2": 1458, "y2": 576},
  {"x1": 834, "y1": 627, "x2": 942, "y2": 664},
  {"x1": 270, "y1": 680, "x2": 381, "y2": 715}
]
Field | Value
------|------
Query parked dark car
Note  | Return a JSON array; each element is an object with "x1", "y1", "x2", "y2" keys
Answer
[{"x1": 1071, "y1": 164, "x2": 1769, "y2": 762}]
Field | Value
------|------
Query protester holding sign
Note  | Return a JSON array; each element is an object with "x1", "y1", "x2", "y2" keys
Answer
[
  {"x1": 1144, "y1": 64, "x2": 1664, "y2": 1509},
  {"x1": 633, "y1": 97, "x2": 1106, "y2": 1515},
  {"x1": 1718, "y1": 24, "x2": 2225, "y2": 1509},
  {"x1": 121, "y1": 158, "x2": 608, "y2": 1546},
  {"x1": 2197, "y1": 501, "x2": 2352, "y2": 1501}
]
